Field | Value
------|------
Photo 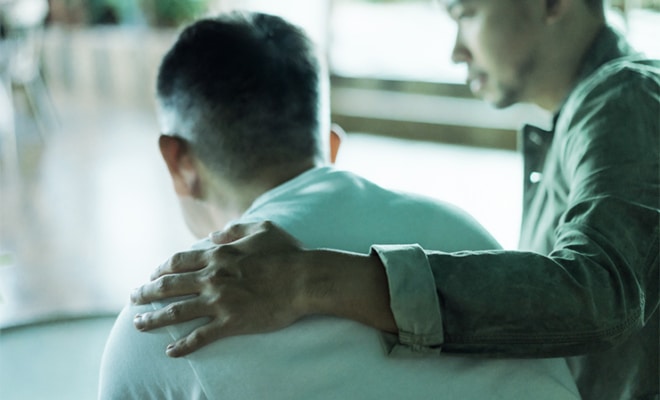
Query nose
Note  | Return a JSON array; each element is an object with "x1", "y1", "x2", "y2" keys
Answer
[{"x1": 451, "y1": 31, "x2": 471, "y2": 64}]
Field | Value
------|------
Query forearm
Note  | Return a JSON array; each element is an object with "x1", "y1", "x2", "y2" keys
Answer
[
  {"x1": 380, "y1": 241, "x2": 655, "y2": 357},
  {"x1": 295, "y1": 249, "x2": 398, "y2": 334},
  {"x1": 438, "y1": 254, "x2": 636, "y2": 351}
]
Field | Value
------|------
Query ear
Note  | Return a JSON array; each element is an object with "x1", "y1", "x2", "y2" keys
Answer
[
  {"x1": 545, "y1": 0, "x2": 571, "y2": 24},
  {"x1": 158, "y1": 135, "x2": 202, "y2": 198},
  {"x1": 329, "y1": 123, "x2": 346, "y2": 164}
]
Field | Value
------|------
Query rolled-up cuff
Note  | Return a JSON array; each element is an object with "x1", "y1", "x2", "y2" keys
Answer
[{"x1": 371, "y1": 244, "x2": 444, "y2": 356}]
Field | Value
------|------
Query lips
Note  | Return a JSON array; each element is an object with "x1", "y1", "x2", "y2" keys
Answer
[{"x1": 467, "y1": 71, "x2": 487, "y2": 94}]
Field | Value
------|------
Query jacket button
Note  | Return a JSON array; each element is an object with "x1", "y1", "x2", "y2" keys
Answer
[{"x1": 529, "y1": 172, "x2": 543, "y2": 183}]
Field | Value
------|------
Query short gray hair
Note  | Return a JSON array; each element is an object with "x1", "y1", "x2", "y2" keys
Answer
[{"x1": 157, "y1": 12, "x2": 323, "y2": 182}]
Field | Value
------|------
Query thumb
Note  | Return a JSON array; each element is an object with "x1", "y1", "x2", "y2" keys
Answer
[{"x1": 210, "y1": 221, "x2": 265, "y2": 244}]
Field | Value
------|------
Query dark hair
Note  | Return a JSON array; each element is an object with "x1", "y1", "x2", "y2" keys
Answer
[
  {"x1": 157, "y1": 11, "x2": 323, "y2": 181},
  {"x1": 584, "y1": 0, "x2": 604, "y2": 14}
]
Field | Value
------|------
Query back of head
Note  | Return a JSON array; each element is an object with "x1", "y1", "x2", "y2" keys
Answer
[{"x1": 157, "y1": 12, "x2": 323, "y2": 182}]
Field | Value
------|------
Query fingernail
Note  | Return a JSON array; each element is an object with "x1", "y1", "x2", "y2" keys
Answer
[
  {"x1": 130, "y1": 288, "x2": 139, "y2": 303},
  {"x1": 166, "y1": 343, "x2": 178, "y2": 357},
  {"x1": 134, "y1": 314, "x2": 144, "y2": 329}
]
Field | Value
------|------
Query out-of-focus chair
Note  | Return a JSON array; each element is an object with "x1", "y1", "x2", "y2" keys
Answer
[
  {"x1": 0, "y1": 0, "x2": 55, "y2": 318},
  {"x1": 0, "y1": 0, "x2": 21, "y2": 213},
  {"x1": 1, "y1": 0, "x2": 56, "y2": 142}
]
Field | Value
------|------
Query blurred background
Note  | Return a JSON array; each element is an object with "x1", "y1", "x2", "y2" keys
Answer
[{"x1": 1, "y1": 0, "x2": 658, "y2": 398}]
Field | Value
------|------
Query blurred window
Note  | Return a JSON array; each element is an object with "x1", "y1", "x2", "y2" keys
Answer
[
  {"x1": 329, "y1": 0, "x2": 463, "y2": 83},
  {"x1": 328, "y1": 0, "x2": 660, "y2": 82}
]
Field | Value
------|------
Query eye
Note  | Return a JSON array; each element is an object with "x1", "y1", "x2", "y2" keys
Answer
[{"x1": 449, "y1": 4, "x2": 476, "y2": 21}]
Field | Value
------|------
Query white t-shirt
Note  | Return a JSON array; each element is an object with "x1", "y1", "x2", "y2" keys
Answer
[{"x1": 99, "y1": 167, "x2": 580, "y2": 399}]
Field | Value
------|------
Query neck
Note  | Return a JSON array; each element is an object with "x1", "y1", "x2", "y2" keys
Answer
[
  {"x1": 205, "y1": 159, "x2": 318, "y2": 227},
  {"x1": 532, "y1": 14, "x2": 604, "y2": 112}
]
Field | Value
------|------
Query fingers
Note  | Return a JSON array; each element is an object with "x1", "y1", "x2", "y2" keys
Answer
[
  {"x1": 131, "y1": 272, "x2": 199, "y2": 305},
  {"x1": 133, "y1": 297, "x2": 208, "y2": 332},
  {"x1": 150, "y1": 248, "x2": 207, "y2": 280},
  {"x1": 165, "y1": 324, "x2": 222, "y2": 358}
]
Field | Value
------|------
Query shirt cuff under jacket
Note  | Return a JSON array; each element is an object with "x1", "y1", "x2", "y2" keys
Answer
[{"x1": 371, "y1": 244, "x2": 445, "y2": 356}]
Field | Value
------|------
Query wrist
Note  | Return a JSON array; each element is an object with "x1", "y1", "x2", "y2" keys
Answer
[
  {"x1": 293, "y1": 249, "x2": 397, "y2": 333},
  {"x1": 291, "y1": 249, "x2": 334, "y2": 317}
]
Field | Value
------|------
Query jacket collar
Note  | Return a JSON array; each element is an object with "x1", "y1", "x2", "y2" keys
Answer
[
  {"x1": 556, "y1": 26, "x2": 638, "y2": 118},
  {"x1": 573, "y1": 25, "x2": 638, "y2": 85}
]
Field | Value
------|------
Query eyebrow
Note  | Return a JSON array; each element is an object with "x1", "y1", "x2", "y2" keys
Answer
[{"x1": 445, "y1": 0, "x2": 463, "y2": 13}]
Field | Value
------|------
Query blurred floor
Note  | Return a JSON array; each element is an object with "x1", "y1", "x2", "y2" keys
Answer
[{"x1": 0, "y1": 316, "x2": 117, "y2": 400}]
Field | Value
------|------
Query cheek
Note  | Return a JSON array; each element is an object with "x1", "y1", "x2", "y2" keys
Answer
[
  {"x1": 482, "y1": 22, "x2": 535, "y2": 76},
  {"x1": 480, "y1": 23, "x2": 513, "y2": 61},
  {"x1": 459, "y1": 16, "x2": 509, "y2": 72}
]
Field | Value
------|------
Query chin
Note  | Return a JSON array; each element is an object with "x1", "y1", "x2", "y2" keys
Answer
[{"x1": 486, "y1": 91, "x2": 519, "y2": 109}]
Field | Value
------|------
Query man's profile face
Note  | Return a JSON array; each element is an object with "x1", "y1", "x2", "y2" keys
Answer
[{"x1": 444, "y1": 0, "x2": 544, "y2": 108}]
